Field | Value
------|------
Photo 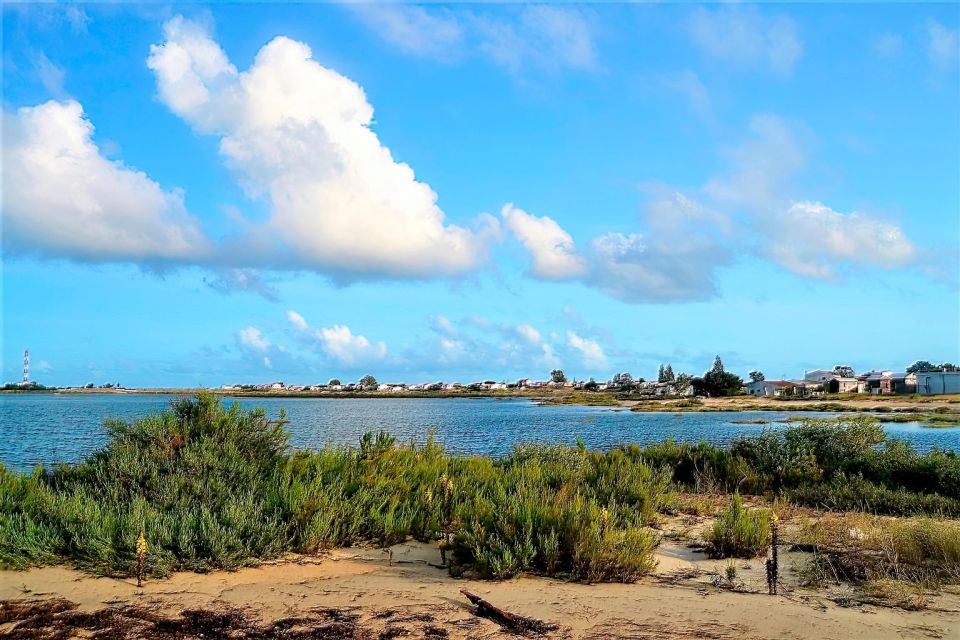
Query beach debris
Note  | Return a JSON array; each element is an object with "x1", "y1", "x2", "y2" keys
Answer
[{"x1": 460, "y1": 589, "x2": 558, "y2": 635}]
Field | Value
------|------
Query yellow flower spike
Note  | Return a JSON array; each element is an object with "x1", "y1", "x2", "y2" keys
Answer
[{"x1": 137, "y1": 531, "x2": 148, "y2": 556}]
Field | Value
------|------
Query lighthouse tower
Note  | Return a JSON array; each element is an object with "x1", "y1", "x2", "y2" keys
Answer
[{"x1": 23, "y1": 350, "x2": 30, "y2": 385}]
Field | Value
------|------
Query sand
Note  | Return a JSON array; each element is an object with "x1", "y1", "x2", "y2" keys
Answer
[{"x1": 3, "y1": 535, "x2": 958, "y2": 639}]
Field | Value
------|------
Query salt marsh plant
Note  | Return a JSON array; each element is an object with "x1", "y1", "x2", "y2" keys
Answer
[
  {"x1": 0, "y1": 395, "x2": 668, "y2": 582},
  {"x1": 706, "y1": 494, "x2": 772, "y2": 559}
]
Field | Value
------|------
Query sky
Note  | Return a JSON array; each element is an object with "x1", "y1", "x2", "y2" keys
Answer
[{"x1": 2, "y1": 2, "x2": 959, "y2": 388}]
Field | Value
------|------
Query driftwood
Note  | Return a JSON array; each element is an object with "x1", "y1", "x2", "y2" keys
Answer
[{"x1": 460, "y1": 589, "x2": 558, "y2": 635}]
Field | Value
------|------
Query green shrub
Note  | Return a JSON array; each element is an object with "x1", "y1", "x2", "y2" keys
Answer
[{"x1": 707, "y1": 494, "x2": 771, "y2": 558}]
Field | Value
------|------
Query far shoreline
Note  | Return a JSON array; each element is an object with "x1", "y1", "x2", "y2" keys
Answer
[{"x1": 4, "y1": 386, "x2": 960, "y2": 415}]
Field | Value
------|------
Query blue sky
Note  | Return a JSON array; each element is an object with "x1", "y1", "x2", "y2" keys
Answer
[{"x1": 2, "y1": 2, "x2": 958, "y2": 387}]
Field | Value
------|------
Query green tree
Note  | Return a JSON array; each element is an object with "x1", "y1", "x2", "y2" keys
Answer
[
  {"x1": 328, "y1": 378, "x2": 341, "y2": 386},
  {"x1": 703, "y1": 356, "x2": 743, "y2": 396},
  {"x1": 907, "y1": 360, "x2": 940, "y2": 373},
  {"x1": 359, "y1": 375, "x2": 378, "y2": 389},
  {"x1": 749, "y1": 371, "x2": 765, "y2": 382},
  {"x1": 663, "y1": 364, "x2": 675, "y2": 382},
  {"x1": 657, "y1": 365, "x2": 665, "y2": 383},
  {"x1": 550, "y1": 369, "x2": 566, "y2": 383},
  {"x1": 710, "y1": 355, "x2": 725, "y2": 376}
]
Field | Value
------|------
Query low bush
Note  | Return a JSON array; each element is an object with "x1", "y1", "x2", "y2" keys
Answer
[
  {"x1": 0, "y1": 395, "x2": 667, "y2": 583},
  {"x1": 706, "y1": 494, "x2": 771, "y2": 558}
]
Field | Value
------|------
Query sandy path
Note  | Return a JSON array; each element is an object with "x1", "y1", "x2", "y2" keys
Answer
[{"x1": 2, "y1": 541, "x2": 957, "y2": 639}]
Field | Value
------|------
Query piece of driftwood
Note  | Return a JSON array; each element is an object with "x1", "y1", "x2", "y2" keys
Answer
[{"x1": 460, "y1": 589, "x2": 558, "y2": 635}]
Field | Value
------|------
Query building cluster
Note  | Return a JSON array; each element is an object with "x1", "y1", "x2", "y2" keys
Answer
[
  {"x1": 218, "y1": 376, "x2": 695, "y2": 395},
  {"x1": 745, "y1": 367, "x2": 960, "y2": 397}
]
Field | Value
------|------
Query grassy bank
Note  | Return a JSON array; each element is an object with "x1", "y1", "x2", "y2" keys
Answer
[{"x1": 0, "y1": 395, "x2": 957, "y2": 583}]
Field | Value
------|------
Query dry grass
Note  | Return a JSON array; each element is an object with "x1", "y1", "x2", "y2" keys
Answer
[{"x1": 790, "y1": 513, "x2": 960, "y2": 608}]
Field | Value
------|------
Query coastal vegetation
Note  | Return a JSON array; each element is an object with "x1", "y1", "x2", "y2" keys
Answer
[{"x1": 0, "y1": 395, "x2": 957, "y2": 591}]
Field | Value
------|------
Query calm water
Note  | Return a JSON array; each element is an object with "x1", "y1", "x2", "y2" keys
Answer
[{"x1": 1, "y1": 394, "x2": 957, "y2": 471}]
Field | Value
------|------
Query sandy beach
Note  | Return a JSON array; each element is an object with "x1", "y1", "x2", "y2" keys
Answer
[{"x1": 3, "y1": 530, "x2": 958, "y2": 639}]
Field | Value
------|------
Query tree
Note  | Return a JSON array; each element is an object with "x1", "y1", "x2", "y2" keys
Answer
[
  {"x1": 832, "y1": 365, "x2": 855, "y2": 378},
  {"x1": 749, "y1": 370, "x2": 765, "y2": 382},
  {"x1": 584, "y1": 378, "x2": 599, "y2": 391},
  {"x1": 905, "y1": 360, "x2": 958, "y2": 373},
  {"x1": 710, "y1": 355, "x2": 725, "y2": 376},
  {"x1": 550, "y1": 369, "x2": 566, "y2": 383},
  {"x1": 612, "y1": 372, "x2": 633, "y2": 387},
  {"x1": 359, "y1": 375, "x2": 378, "y2": 389},
  {"x1": 657, "y1": 364, "x2": 666, "y2": 383},
  {"x1": 328, "y1": 378, "x2": 341, "y2": 386},
  {"x1": 703, "y1": 356, "x2": 743, "y2": 396},
  {"x1": 663, "y1": 364, "x2": 675, "y2": 382}
]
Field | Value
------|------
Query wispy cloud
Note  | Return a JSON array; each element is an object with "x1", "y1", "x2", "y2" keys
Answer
[{"x1": 689, "y1": 6, "x2": 803, "y2": 76}]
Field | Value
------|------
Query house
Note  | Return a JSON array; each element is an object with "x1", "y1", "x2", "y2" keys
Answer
[
  {"x1": 879, "y1": 373, "x2": 915, "y2": 395},
  {"x1": 745, "y1": 380, "x2": 795, "y2": 397},
  {"x1": 857, "y1": 371, "x2": 891, "y2": 394},
  {"x1": 912, "y1": 371, "x2": 960, "y2": 395},
  {"x1": 824, "y1": 377, "x2": 859, "y2": 393}
]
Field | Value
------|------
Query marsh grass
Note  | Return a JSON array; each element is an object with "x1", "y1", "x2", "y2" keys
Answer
[
  {"x1": 706, "y1": 494, "x2": 771, "y2": 558},
  {"x1": 1, "y1": 396, "x2": 957, "y2": 586},
  {"x1": 0, "y1": 395, "x2": 667, "y2": 583},
  {"x1": 792, "y1": 513, "x2": 960, "y2": 605}
]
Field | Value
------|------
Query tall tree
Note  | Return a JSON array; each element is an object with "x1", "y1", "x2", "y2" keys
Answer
[
  {"x1": 657, "y1": 364, "x2": 665, "y2": 383},
  {"x1": 359, "y1": 375, "x2": 378, "y2": 388},
  {"x1": 749, "y1": 370, "x2": 765, "y2": 382},
  {"x1": 664, "y1": 364, "x2": 675, "y2": 382},
  {"x1": 550, "y1": 369, "x2": 566, "y2": 383},
  {"x1": 711, "y1": 355, "x2": 725, "y2": 376}
]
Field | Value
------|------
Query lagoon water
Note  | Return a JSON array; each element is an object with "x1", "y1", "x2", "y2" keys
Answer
[{"x1": 1, "y1": 394, "x2": 957, "y2": 472}]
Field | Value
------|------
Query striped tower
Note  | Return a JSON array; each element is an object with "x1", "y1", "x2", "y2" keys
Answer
[{"x1": 23, "y1": 350, "x2": 30, "y2": 384}]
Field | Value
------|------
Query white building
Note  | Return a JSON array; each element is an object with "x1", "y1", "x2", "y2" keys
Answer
[
  {"x1": 745, "y1": 380, "x2": 795, "y2": 397},
  {"x1": 912, "y1": 371, "x2": 960, "y2": 395}
]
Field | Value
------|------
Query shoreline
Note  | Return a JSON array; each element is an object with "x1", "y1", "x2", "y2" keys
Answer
[
  {"x1": 5, "y1": 387, "x2": 960, "y2": 418},
  {"x1": 3, "y1": 528, "x2": 958, "y2": 639}
]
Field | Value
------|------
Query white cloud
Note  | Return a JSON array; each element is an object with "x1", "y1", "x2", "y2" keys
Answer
[
  {"x1": 689, "y1": 7, "x2": 803, "y2": 76},
  {"x1": 263, "y1": 356, "x2": 273, "y2": 369},
  {"x1": 538, "y1": 343, "x2": 562, "y2": 369},
  {"x1": 515, "y1": 323, "x2": 541, "y2": 344},
  {"x1": 926, "y1": 20, "x2": 958, "y2": 71},
  {"x1": 504, "y1": 112, "x2": 919, "y2": 301},
  {"x1": 873, "y1": 32, "x2": 903, "y2": 57},
  {"x1": 430, "y1": 315, "x2": 458, "y2": 336},
  {"x1": 238, "y1": 327, "x2": 271, "y2": 351},
  {"x1": 502, "y1": 203, "x2": 586, "y2": 280},
  {"x1": 36, "y1": 360, "x2": 53, "y2": 373},
  {"x1": 33, "y1": 52, "x2": 65, "y2": 97},
  {"x1": 348, "y1": 5, "x2": 462, "y2": 58},
  {"x1": 148, "y1": 16, "x2": 492, "y2": 281},
  {"x1": 703, "y1": 115, "x2": 917, "y2": 279},
  {"x1": 768, "y1": 202, "x2": 915, "y2": 280},
  {"x1": 474, "y1": 6, "x2": 597, "y2": 73},
  {"x1": 566, "y1": 331, "x2": 607, "y2": 369},
  {"x1": 2, "y1": 99, "x2": 210, "y2": 263},
  {"x1": 351, "y1": 5, "x2": 597, "y2": 74},
  {"x1": 503, "y1": 192, "x2": 731, "y2": 303},
  {"x1": 317, "y1": 324, "x2": 387, "y2": 366},
  {"x1": 663, "y1": 69, "x2": 711, "y2": 117},
  {"x1": 287, "y1": 310, "x2": 309, "y2": 331}
]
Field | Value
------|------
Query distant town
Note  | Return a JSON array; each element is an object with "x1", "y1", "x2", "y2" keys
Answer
[{"x1": 8, "y1": 349, "x2": 959, "y2": 397}]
